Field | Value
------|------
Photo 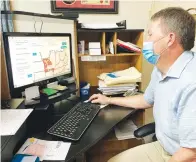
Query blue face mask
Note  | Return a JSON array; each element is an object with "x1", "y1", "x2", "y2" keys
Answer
[{"x1": 142, "y1": 42, "x2": 160, "y2": 65}]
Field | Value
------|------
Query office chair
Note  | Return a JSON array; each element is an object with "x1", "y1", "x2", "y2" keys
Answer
[{"x1": 134, "y1": 122, "x2": 157, "y2": 141}]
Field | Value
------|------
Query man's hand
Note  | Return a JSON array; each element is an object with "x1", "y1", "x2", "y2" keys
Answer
[
  {"x1": 89, "y1": 94, "x2": 110, "y2": 105},
  {"x1": 89, "y1": 94, "x2": 152, "y2": 109},
  {"x1": 169, "y1": 147, "x2": 196, "y2": 162}
]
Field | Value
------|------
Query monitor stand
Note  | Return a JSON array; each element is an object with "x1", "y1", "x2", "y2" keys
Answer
[{"x1": 25, "y1": 82, "x2": 77, "y2": 109}]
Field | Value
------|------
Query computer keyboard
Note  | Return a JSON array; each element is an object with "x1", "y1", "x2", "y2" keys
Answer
[{"x1": 47, "y1": 102, "x2": 100, "y2": 140}]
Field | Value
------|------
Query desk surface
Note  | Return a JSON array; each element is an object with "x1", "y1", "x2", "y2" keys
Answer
[
  {"x1": 65, "y1": 105, "x2": 136, "y2": 162},
  {"x1": 3, "y1": 91, "x2": 137, "y2": 162},
  {"x1": 38, "y1": 102, "x2": 136, "y2": 162}
]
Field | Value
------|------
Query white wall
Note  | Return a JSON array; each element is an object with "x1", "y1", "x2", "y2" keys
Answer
[
  {"x1": 11, "y1": 0, "x2": 75, "y2": 56},
  {"x1": 152, "y1": 1, "x2": 196, "y2": 52},
  {"x1": 10, "y1": 0, "x2": 196, "y2": 90},
  {"x1": 11, "y1": 0, "x2": 154, "y2": 89}
]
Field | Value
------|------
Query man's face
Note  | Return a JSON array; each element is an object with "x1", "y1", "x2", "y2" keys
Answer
[{"x1": 147, "y1": 19, "x2": 168, "y2": 56}]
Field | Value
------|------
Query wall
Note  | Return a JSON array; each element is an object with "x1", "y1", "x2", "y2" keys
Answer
[
  {"x1": 5, "y1": 0, "x2": 196, "y2": 98},
  {"x1": 10, "y1": 0, "x2": 154, "y2": 91},
  {"x1": 152, "y1": 1, "x2": 196, "y2": 52},
  {"x1": 10, "y1": 0, "x2": 75, "y2": 55}
]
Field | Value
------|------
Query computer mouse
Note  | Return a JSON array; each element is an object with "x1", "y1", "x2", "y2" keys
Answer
[{"x1": 83, "y1": 100, "x2": 90, "y2": 103}]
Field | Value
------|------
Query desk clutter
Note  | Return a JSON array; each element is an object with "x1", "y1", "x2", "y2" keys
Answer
[
  {"x1": 24, "y1": 82, "x2": 68, "y2": 102},
  {"x1": 97, "y1": 67, "x2": 141, "y2": 96},
  {"x1": 12, "y1": 137, "x2": 71, "y2": 162},
  {"x1": 78, "y1": 40, "x2": 141, "y2": 55}
]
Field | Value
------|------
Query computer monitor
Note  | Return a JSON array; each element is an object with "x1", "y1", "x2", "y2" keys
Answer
[{"x1": 3, "y1": 32, "x2": 73, "y2": 97}]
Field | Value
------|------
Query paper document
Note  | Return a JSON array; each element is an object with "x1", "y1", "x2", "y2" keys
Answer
[
  {"x1": 17, "y1": 138, "x2": 71, "y2": 161},
  {"x1": 98, "y1": 79, "x2": 138, "y2": 96},
  {"x1": 1, "y1": 109, "x2": 33, "y2": 136},
  {"x1": 21, "y1": 156, "x2": 38, "y2": 162},
  {"x1": 98, "y1": 67, "x2": 141, "y2": 86},
  {"x1": 115, "y1": 119, "x2": 137, "y2": 140},
  {"x1": 25, "y1": 86, "x2": 40, "y2": 100},
  {"x1": 81, "y1": 23, "x2": 119, "y2": 29}
]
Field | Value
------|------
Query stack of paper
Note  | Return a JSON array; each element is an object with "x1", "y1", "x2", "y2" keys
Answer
[
  {"x1": 89, "y1": 42, "x2": 101, "y2": 55},
  {"x1": 1, "y1": 109, "x2": 33, "y2": 136},
  {"x1": 80, "y1": 23, "x2": 120, "y2": 29},
  {"x1": 98, "y1": 80, "x2": 138, "y2": 95},
  {"x1": 97, "y1": 67, "x2": 141, "y2": 96},
  {"x1": 115, "y1": 119, "x2": 138, "y2": 140},
  {"x1": 16, "y1": 138, "x2": 71, "y2": 161}
]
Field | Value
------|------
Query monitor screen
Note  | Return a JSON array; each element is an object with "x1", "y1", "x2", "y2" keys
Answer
[{"x1": 3, "y1": 33, "x2": 72, "y2": 96}]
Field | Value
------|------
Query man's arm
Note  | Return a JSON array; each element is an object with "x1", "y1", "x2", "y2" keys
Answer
[
  {"x1": 89, "y1": 94, "x2": 152, "y2": 109},
  {"x1": 169, "y1": 147, "x2": 196, "y2": 162}
]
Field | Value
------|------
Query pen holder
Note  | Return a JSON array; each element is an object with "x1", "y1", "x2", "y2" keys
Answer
[
  {"x1": 80, "y1": 88, "x2": 90, "y2": 101},
  {"x1": 80, "y1": 82, "x2": 90, "y2": 101}
]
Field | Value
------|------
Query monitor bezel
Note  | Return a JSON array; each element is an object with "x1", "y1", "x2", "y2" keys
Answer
[{"x1": 3, "y1": 32, "x2": 73, "y2": 97}]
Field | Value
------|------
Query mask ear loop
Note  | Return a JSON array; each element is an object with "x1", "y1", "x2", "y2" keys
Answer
[
  {"x1": 153, "y1": 36, "x2": 169, "y2": 57},
  {"x1": 187, "y1": 8, "x2": 196, "y2": 15},
  {"x1": 154, "y1": 35, "x2": 167, "y2": 44}
]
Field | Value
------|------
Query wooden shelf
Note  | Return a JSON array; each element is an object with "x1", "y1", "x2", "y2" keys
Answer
[
  {"x1": 78, "y1": 53, "x2": 141, "y2": 57},
  {"x1": 75, "y1": 28, "x2": 144, "y2": 87},
  {"x1": 78, "y1": 29, "x2": 144, "y2": 32},
  {"x1": 112, "y1": 53, "x2": 141, "y2": 56}
]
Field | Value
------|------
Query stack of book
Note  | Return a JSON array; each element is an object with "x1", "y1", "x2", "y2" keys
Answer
[
  {"x1": 117, "y1": 39, "x2": 141, "y2": 53},
  {"x1": 97, "y1": 67, "x2": 141, "y2": 96}
]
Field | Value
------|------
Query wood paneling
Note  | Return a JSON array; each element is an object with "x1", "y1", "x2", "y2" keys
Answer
[
  {"x1": 79, "y1": 56, "x2": 138, "y2": 86},
  {"x1": 74, "y1": 21, "x2": 80, "y2": 90},
  {"x1": 135, "y1": 32, "x2": 143, "y2": 73},
  {"x1": 1, "y1": 37, "x2": 10, "y2": 99},
  {"x1": 101, "y1": 32, "x2": 106, "y2": 54},
  {"x1": 86, "y1": 130, "x2": 143, "y2": 162}
]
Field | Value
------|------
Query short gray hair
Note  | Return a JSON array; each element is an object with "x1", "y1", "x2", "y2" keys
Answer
[{"x1": 151, "y1": 7, "x2": 195, "y2": 51}]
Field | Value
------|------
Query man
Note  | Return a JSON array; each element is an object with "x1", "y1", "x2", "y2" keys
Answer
[{"x1": 89, "y1": 7, "x2": 196, "y2": 162}]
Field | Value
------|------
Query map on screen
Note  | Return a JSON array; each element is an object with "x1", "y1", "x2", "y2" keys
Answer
[{"x1": 8, "y1": 36, "x2": 71, "y2": 88}]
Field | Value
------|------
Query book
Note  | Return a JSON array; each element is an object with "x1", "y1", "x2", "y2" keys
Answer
[
  {"x1": 117, "y1": 45, "x2": 135, "y2": 53},
  {"x1": 117, "y1": 39, "x2": 141, "y2": 53}
]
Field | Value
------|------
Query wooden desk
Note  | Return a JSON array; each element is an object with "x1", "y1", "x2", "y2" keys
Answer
[{"x1": 85, "y1": 110, "x2": 144, "y2": 162}]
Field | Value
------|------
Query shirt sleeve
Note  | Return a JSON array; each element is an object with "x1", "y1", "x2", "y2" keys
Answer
[
  {"x1": 143, "y1": 68, "x2": 156, "y2": 106},
  {"x1": 178, "y1": 83, "x2": 196, "y2": 148}
]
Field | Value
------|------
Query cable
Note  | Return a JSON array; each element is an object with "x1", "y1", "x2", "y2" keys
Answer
[
  {"x1": 40, "y1": 18, "x2": 43, "y2": 33},
  {"x1": 33, "y1": 17, "x2": 37, "y2": 33},
  {"x1": 33, "y1": 17, "x2": 43, "y2": 33}
]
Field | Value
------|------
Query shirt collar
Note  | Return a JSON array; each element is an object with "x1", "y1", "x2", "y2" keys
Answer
[{"x1": 156, "y1": 51, "x2": 194, "y2": 81}]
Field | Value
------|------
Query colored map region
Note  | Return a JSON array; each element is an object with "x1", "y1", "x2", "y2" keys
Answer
[
  {"x1": 32, "y1": 48, "x2": 69, "y2": 82},
  {"x1": 43, "y1": 58, "x2": 54, "y2": 72}
]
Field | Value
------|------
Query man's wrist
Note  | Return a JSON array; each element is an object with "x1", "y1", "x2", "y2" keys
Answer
[{"x1": 107, "y1": 97, "x2": 112, "y2": 104}]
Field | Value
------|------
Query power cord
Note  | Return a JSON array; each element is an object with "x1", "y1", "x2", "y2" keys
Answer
[{"x1": 33, "y1": 17, "x2": 43, "y2": 33}]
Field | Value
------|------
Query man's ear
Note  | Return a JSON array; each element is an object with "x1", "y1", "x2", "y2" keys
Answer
[{"x1": 167, "y1": 32, "x2": 176, "y2": 47}]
